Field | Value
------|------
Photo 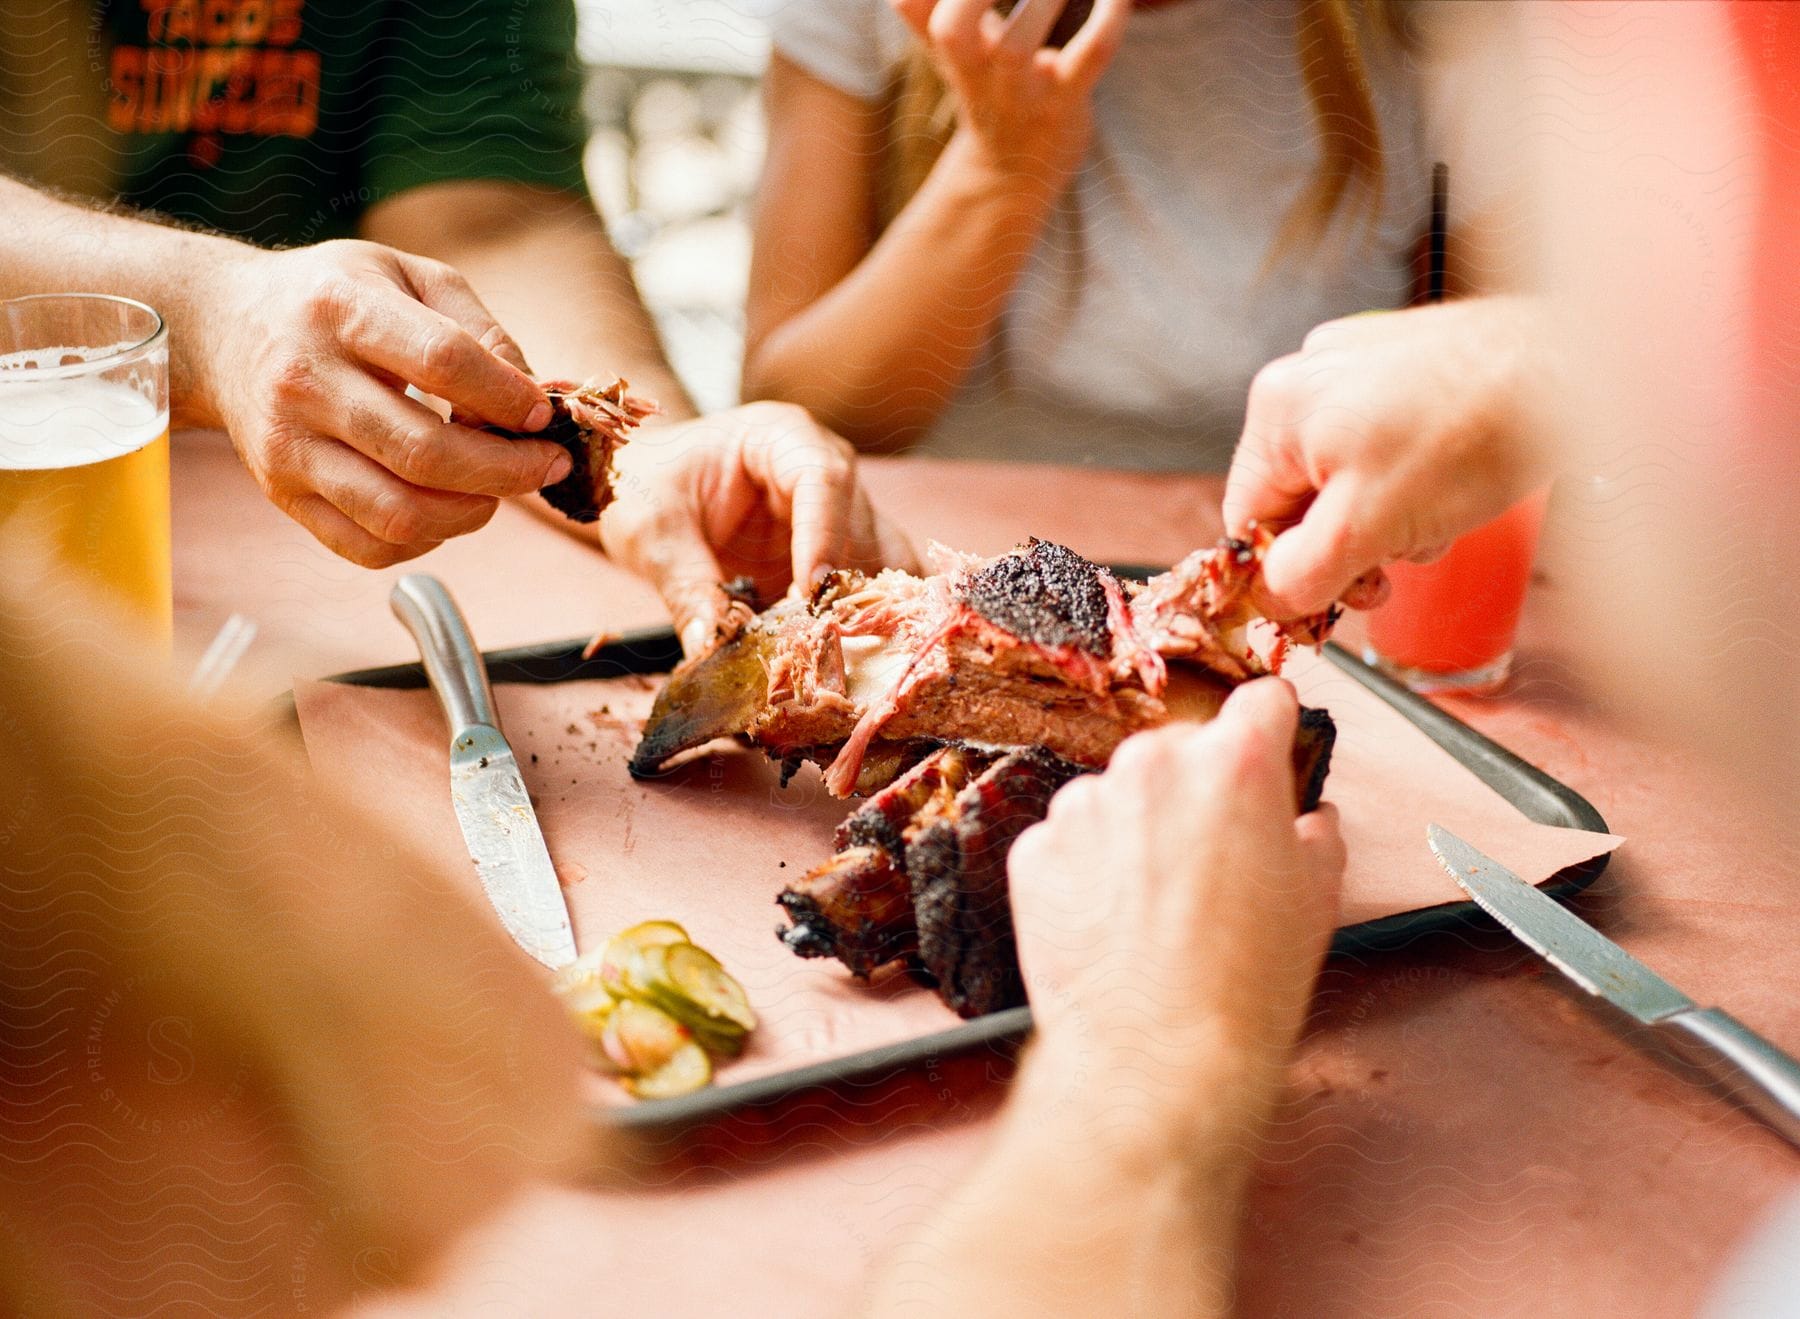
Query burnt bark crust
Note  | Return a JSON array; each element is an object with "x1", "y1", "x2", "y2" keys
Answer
[
  {"x1": 959, "y1": 539, "x2": 1116, "y2": 658},
  {"x1": 775, "y1": 707, "x2": 1340, "y2": 1019},
  {"x1": 906, "y1": 748, "x2": 1085, "y2": 1017}
]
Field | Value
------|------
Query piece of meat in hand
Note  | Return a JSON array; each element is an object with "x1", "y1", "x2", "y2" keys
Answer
[{"x1": 482, "y1": 377, "x2": 657, "y2": 524}]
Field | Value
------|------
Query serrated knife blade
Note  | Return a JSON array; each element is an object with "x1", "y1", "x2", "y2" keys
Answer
[
  {"x1": 1427, "y1": 824, "x2": 1800, "y2": 1149},
  {"x1": 392, "y1": 575, "x2": 577, "y2": 970}
]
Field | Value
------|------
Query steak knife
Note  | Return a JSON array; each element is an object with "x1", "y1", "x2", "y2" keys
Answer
[
  {"x1": 1428, "y1": 824, "x2": 1800, "y2": 1149},
  {"x1": 391, "y1": 575, "x2": 578, "y2": 970}
]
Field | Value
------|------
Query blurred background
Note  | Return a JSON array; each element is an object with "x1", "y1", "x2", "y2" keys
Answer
[{"x1": 579, "y1": 0, "x2": 769, "y2": 413}]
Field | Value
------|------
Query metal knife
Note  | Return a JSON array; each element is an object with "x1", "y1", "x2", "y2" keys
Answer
[
  {"x1": 391, "y1": 575, "x2": 578, "y2": 970},
  {"x1": 1428, "y1": 824, "x2": 1800, "y2": 1149}
]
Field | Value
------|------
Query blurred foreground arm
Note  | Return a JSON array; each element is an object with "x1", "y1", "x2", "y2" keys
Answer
[
  {"x1": 864, "y1": 680, "x2": 1345, "y2": 1317},
  {"x1": 0, "y1": 561, "x2": 587, "y2": 1315}
]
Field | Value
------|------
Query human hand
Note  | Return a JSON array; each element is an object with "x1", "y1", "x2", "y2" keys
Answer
[
  {"x1": 889, "y1": 0, "x2": 1130, "y2": 190},
  {"x1": 1006, "y1": 679, "x2": 1345, "y2": 1148},
  {"x1": 598, "y1": 402, "x2": 920, "y2": 654},
  {"x1": 1224, "y1": 297, "x2": 1553, "y2": 619},
  {"x1": 192, "y1": 239, "x2": 572, "y2": 567}
]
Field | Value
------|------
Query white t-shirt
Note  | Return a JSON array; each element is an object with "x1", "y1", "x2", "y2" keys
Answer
[{"x1": 762, "y1": 0, "x2": 1435, "y2": 471}]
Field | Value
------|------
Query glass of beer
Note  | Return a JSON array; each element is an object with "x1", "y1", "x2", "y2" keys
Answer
[{"x1": 0, "y1": 294, "x2": 171, "y2": 646}]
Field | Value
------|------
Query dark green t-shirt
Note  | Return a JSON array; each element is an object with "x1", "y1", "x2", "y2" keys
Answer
[{"x1": 100, "y1": 0, "x2": 588, "y2": 248}]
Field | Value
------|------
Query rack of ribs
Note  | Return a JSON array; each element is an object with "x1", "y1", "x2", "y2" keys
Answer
[{"x1": 629, "y1": 532, "x2": 1339, "y2": 1017}]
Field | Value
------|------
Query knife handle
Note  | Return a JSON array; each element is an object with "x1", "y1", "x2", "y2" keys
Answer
[
  {"x1": 390, "y1": 575, "x2": 500, "y2": 734},
  {"x1": 1658, "y1": 1007, "x2": 1800, "y2": 1150}
]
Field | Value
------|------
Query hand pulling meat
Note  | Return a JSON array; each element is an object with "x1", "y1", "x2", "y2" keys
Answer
[
  {"x1": 630, "y1": 533, "x2": 1343, "y2": 1018},
  {"x1": 484, "y1": 377, "x2": 657, "y2": 524}
]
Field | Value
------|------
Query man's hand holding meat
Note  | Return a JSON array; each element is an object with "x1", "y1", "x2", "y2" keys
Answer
[
  {"x1": 192, "y1": 239, "x2": 578, "y2": 567},
  {"x1": 865, "y1": 678, "x2": 1346, "y2": 1318}
]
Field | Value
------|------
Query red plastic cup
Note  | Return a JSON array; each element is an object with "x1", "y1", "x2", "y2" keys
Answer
[{"x1": 1363, "y1": 489, "x2": 1550, "y2": 694}]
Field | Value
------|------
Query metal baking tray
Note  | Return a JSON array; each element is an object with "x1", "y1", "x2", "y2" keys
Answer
[{"x1": 316, "y1": 599, "x2": 1610, "y2": 1132}]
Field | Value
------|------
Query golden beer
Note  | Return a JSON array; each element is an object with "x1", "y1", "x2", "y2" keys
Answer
[{"x1": 0, "y1": 297, "x2": 171, "y2": 645}]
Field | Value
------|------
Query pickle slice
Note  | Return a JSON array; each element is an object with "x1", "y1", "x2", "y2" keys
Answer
[
  {"x1": 598, "y1": 920, "x2": 689, "y2": 995},
  {"x1": 623, "y1": 1039, "x2": 712, "y2": 1099},
  {"x1": 621, "y1": 942, "x2": 754, "y2": 1054},
  {"x1": 600, "y1": 998, "x2": 690, "y2": 1075},
  {"x1": 550, "y1": 951, "x2": 621, "y2": 1065},
  {"x1": 663, "y1": 943, "x2": 757, "y2": 1034}
]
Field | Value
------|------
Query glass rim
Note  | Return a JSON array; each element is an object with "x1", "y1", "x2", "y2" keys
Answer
[{"x1": 0, "y1": 293, "x2": 168, "y2": 385}]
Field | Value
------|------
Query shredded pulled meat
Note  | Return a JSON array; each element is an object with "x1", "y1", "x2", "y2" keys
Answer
[{"x1": 483, "y1": 376, "x2": 658, "y2": 524}]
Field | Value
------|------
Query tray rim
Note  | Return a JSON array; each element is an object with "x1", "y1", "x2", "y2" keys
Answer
[{"x1": 305, "y1": 620, "x2": 1611, "y2": 1132}]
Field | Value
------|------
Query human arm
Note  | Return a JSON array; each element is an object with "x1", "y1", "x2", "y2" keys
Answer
[
  {"x1": 742, "y1": 0, "x2": 1129, "y2": 452},
  {"x1": 863, "y1": 678, "x2": 1346, "y2": 1316},
  {"x1": 0, "y1": 552, "x2": 588, "y2": 1314},
  {"x1": 0, "y1": 176, "x2": 572, "y2": 566}
]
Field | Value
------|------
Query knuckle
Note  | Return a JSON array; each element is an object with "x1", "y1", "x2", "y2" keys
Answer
[
  {"x1": 1248, "y1": 354, "x2": 1304, "y2": 415},
  {"x1": 267, "y1": 354, "x2": 320, "y2": 410},
  {"x1": 369, "y1": 492, "x2": 427, "y2": 547},
  {"x1": 925, "y1": 10, "x2": 969, "y2": 54},
  {"x1": 1047, "y1": 773, "x2": 1100, "y2": 822},
  {"x1": 740, "y1": 398, "x2": 808, "y2": 433},
  {"x1": 254, "y1": 422, "x2": 311, "y2": 483},
  {"x1": 1211, "y1": 719, "x2": 1277, "y2": 781},
  {"x1": 1108, "y1": 725, "x2": 1184, "y2": 780},
  {"x1": 415, "y1": 329, "x2": 465, "y2": 382},
  {"x1": 1007, "y1": 824, "x2": 1046, "y2": 876},
  {"x1": 302, "y1": 273, "x2": 357, "y2": 332},
  {"x1": 389, "y1": 422, "x2": 442, "y2": 483}
]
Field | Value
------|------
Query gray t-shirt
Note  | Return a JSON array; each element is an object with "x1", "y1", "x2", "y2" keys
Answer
[{"x1": 762, "y1": 0, "x2": 1434, "y2": 471}]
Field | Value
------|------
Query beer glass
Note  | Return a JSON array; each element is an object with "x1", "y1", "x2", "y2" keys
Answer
[{"x1": 0, "y1": 295, "x2": 171, "y2": 644}]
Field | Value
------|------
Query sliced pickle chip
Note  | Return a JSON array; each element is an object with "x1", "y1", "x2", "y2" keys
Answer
[
  {"x1": 623, "y1": 1040, "x2": 712, "y2": 1099},
  {"x1": 550, "y1": 951, "x2": 620, "y2": 1064},
  {"x1": 620, "y1": 942, "x2": 671, "y2": 1001},
  {"x1": 564, "y1": 921, "x2": 757, "y2": 1100},
  {"x1": 602, "y1": 998, "x2": 690, "y2": 1075},
  {"x1": 663, "y1": 943, "x2": 757, "y2": 1033},
  {"x1": 598, "y1": 920, "x2": 689, "y2": 995}
]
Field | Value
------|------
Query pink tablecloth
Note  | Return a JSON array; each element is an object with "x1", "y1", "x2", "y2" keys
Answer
[{"x1": 170, "y1": 429, "x2": 1799, "y2": 1317}]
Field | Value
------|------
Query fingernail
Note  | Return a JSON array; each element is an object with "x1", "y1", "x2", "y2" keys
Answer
[
  {"x1": 808, "y1": 563, "x2": 836, "y2": 591},
  {"x1": 680, "y1": 619, "x2": 712, "y2": 656},
  {"x1": 546, "y1": 451, "x2": 572, "y2": 483},
  {"x1": 525, "y1": 402, "x2": 552, "y2": 431}
]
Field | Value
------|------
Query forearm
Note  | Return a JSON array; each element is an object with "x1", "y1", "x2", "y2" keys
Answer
[
  {"x1": 0, "y1": 176, "x2": 250, "y2": 426},
  {"x1": 743, "y1": 132, "x2": 1061, "y2": 452},
  {"x1": 360, "y1": 180, "x2": 694, "y2": 418},
  {"x1": 863, "y1": 1042, "x2": 1264, "y2": 1319}
]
